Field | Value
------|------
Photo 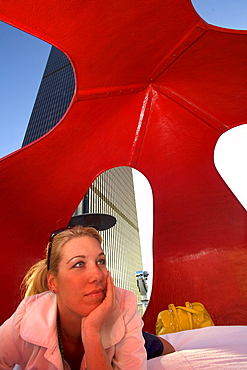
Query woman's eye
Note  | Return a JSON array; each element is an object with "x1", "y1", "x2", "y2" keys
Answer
[
  {"x1": 97, "y1": 259, "x2": 106, "y2": 266},
  {"x1": 73, "y1": 261, "x2": 85, "y2": 268}
]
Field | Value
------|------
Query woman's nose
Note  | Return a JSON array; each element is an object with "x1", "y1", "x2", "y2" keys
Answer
[{"x1": 88, "y1": 263, "x2": 104, "y2": 283}]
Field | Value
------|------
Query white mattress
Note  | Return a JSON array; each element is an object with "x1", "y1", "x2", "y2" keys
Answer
[{"x1": 147, "y1": 326, "x2": 247, "y2": 369}]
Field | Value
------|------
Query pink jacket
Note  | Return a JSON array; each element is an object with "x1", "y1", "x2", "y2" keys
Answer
[{"x1": 0, "y1": 287, "x2": 147, "y2": 370}]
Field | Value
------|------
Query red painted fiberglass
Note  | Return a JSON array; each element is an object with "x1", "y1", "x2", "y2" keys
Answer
[{"x1": 0, "y1": 0, "x2": 246, "y2": 331}]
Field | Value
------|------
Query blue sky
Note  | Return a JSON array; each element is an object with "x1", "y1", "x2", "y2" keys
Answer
[
  {"x1": 0, "y1": 22, "x2": 51, "y2": 158},
  {"x1": 0, "y1": 0, "x2": 247, "y2": 159}
]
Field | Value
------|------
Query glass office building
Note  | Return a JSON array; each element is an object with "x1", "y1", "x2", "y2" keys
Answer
[
  {"x1": 74, "y1": 166, "x2": 143, "y2": 297},
  {"x1": 22, "y1": 46, "x2": 144, "y2": 311},
  {"x1": 22, "y1": 47, "x2": 75, "y2": 145}
]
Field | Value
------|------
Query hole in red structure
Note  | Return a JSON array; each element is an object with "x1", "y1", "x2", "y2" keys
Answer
[
  {"x1": 1, "y1": 21, "x2": 75, "y2": 159},
  {"x1": 71, "y1": 166, "x2": 154, "y2": 316},
  {"x1": 192, "y1": 0, "x2": 247, "y2": 30},
  {"x1": 214, "y1": 124, "x2": 247, "y2": 211}
]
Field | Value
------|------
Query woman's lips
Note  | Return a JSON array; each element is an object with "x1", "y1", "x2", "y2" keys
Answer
[{"x1": 85, "y1": 289, "x2": 104, "y2": 297}]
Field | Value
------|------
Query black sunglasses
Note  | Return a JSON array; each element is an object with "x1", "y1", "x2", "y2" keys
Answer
[
  {"x1": 46, "y1": 227, "x2": 73, "y2": 271},
  {"x1": 46, "y1": 215, "x2": 116, "y2": 270}
]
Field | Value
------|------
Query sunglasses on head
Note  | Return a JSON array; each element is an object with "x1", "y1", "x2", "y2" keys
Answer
[
  {"x1": 46, "y1": 227, "x2": 73, "y2": 271},
  {"x1": 46, "y1": 223, "x2": 102, "y2": 270}
]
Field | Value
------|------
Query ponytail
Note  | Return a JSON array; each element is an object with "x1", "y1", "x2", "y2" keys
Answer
[{"x1": 21, "y1": 259, "x2": 49, "y2": 298}]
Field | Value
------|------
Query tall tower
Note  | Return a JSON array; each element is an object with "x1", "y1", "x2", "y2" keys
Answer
[
  {"x1": 22, "y1": 46, "x2": 144, "y2": 312},
  {"x1": 22, "y1": 47, "x2": 75, "y2": 145},
  {"x1": 84, "y1": 167, "x2": 143, "y2": 296}
]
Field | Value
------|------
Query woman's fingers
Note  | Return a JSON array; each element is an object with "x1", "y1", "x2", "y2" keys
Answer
[
  {"x1": 81, "y1": 271, "x2": 116, "y2": 334},
  {"x1": 105, "y1": 271, "x2": 115, "y2": 303}
]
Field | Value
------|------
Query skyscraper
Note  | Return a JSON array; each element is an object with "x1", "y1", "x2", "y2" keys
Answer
[
  {"x1": 22, "y1": 47, "x2": 75, "y2": 145},
  {"x1": 22, "y1": 46, "x2": 145, "y2": 312}
]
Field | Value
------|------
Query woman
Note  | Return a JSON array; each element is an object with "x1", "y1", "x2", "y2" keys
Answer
[{"x1": 0, "y1": 226, "x2": 147, "y2": 369}]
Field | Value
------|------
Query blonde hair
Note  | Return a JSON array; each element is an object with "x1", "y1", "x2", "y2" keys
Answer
[{"x1": 22, "y1": 226, "x2": 102, "y2": 298}]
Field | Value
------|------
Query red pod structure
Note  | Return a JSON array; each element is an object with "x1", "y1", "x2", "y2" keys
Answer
[{"x1": 0, "y1": 0, "x2": 246, "y2": 335}]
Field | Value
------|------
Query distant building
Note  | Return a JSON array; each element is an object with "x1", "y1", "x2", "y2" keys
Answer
[
  {"x1": 22, "y1": 46, "x2": 145, "y2": 312},
  {"x1": 80, "y1": 166, "x2": 143, "y2": 297}
]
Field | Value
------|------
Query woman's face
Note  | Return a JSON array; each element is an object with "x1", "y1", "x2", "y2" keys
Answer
[{"x1": 49, "y1": 235, "x2": 108, "y2": 320}]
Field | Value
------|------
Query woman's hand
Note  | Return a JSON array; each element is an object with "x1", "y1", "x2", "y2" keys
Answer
[
  {"x1": 81, "y1": 271, "x2": 116, "y2": 335},
  {"x1": 81, "y1": 271, "x2": 116, "y2": 369}
]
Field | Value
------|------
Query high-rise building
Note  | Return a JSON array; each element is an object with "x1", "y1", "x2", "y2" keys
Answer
[
  {"x1": 78, "y1": 167, "x2": 143, "y2": 295},
  {"x1": 22, "y1": 47, "x2": 75, "y2": 145},
  {"x1": 22, "y1": 46, "x2": 145, "y2": 312}
]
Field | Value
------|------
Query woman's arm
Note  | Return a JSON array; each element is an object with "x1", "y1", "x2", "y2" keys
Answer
[
  {"x1": 113, "y1": 304, "x2": 147, "y2": 370},
  {"x1": 81, "y1": 272, "x2": 116, "y2": 370},
  {"x1": 0, "y1": 314, "x2": 22, "y2": 369}
]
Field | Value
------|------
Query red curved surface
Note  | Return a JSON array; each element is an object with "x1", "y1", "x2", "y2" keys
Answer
[{"x1": 0, "y1": 0, "x2": 247, "y2": 331}]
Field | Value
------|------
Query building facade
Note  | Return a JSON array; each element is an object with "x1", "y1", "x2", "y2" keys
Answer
[
  {"x1": 22, "y1": 46, "x2": 145, "y2": 311},
  {"x1": 22, "y1": 47, "x2": 75, "y2": 145},
  {"x1": 74, "y1": 166, "x2": 143, "y2": 296}
]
